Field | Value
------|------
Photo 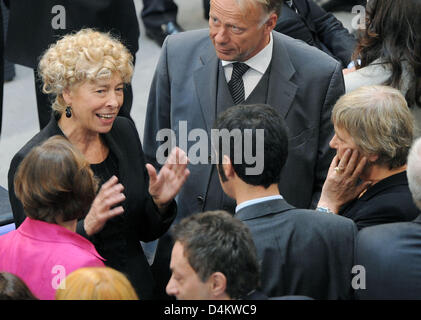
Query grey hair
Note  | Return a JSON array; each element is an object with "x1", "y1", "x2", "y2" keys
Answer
[{"x1": 407, "y1": 137, "x2": 421, "y2": 209}]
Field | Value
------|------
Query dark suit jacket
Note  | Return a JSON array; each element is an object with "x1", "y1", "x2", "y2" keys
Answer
[
  {"x1": 275, "y1": 0, "x2": 356, "y2": 67},
  {"x1": 236, "y1": 198, "x2": 357, "y2": 300},
  {"x1": 355, "y1": 214, "x2": 421, "y2": 299},
  {"x1": 5, "y1": 0, "x2": 139, "y2": 68},
  {"x1": 7, "y1": 114, "x2": 176, "y2": 299},
  {"x1": 144, "y1": 29, "x2": 344, "y2": 217},
  {"x1": 340, "y1": 171, "x2": 420, "y2": 230}
]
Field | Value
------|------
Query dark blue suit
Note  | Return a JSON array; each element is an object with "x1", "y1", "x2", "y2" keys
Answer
[
  {"x1": 236, "y1": 198, "x2": 357, "y2": 299},
  {"x1": 356, "y1": 214, "x2": 421, "y2": 299}
]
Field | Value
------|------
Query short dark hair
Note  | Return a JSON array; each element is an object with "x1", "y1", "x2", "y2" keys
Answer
[
  {"x1": 14, "y1": 136, "x2": 98, "y2": 224},
  {"x1": 172, "y1": 211, "x2": 259, "y2": 299},
  {"x1": 0, "y1": 272, "x2": 37, "y2": 300},
  {"x1": 213, "y1": 104, "x2": 288, "y2": 188}
]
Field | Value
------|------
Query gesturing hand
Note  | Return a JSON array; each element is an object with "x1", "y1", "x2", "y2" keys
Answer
[
  {"x1": 84, "y1": 176, "x2": 125, "y2": 236},
  {"x1": 318, "y1": 149, "x2": 372, "y2": 214},
  {"x1": 146, "y1": 147, "x2": 190, "y2": 212}
]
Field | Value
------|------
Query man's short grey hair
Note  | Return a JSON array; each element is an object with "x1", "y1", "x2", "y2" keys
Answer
[
  {"x1": 236, "y1": 0, "x2": 282, "y2": 19},
  {"x1": 407, "y1": 137, "x2": 421, "y2": 209}
]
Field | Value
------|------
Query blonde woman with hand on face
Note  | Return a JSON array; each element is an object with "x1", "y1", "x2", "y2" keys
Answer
[{"x1": 7, "y1": 29, "x2": 190, "y2": 299}]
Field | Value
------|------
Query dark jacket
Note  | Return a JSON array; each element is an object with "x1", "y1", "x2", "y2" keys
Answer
[
  {"x1": 275, "y1": 0, "x2": 356, "y2": 67},
  {"x1": 340, "y1": 171, "x2": 420, "y2": 230},
  {"x1": 236, "y1": 198, "x2": 358, "y2": 300},
  {"x1": 355, "y1": 214, "x2": 421, "y2": 299},
  {"x1": 5, "y1": 0, "x2": 139, "y2": 68},
  {"x1": 8, "y1": 114, "x2": 176, "y2": 299}
]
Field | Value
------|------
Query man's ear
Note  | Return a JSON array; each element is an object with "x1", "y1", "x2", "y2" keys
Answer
[
  {"x1": 209, "y1": 272, "x2": 227, "y2": 298},
  {"x1": 222, "y1": 155, "x2": 235, "y2": 179},
  {"x1": 265, "y1": 12, "x2": 278, "y2": 31}
]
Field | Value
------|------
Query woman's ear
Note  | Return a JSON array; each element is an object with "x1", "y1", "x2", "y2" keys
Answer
[{"x1": 62, "y1": 88, "x2": 72, "y2": 105}]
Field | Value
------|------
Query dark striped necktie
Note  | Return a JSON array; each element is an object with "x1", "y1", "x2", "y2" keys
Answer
[{"x1": 228, "y1": 62, "x2": 250, "y2": 105}]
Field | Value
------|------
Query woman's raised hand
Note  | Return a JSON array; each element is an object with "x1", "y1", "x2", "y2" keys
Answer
[
  {"x1": 146, "y1": 147, "x2": 190, "y2": 212},
  {"x1": 84, "y1": 176, "x2": 125, "y2": 236}
]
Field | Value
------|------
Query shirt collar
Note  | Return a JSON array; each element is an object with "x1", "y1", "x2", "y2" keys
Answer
[
  {"x1": 235, "y1": 194, "x2": 283, "y2": 213},
  {"x1": 221, "y1": 32, "x2": 273, "y2": 74}
]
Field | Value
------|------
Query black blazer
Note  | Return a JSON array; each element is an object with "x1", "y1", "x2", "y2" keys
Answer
[
  {"x1": 5, "y1": 0, "x2": 139, "y2": 68},
  {"x1": 275, "y1": 0, "x2": 356, "y2": 67},
  {"x1": 236, "y1": 198, "x2": 358, "y2": 300},
  {"x1": 8, "y1": 114, "x2": 176, "y2": 299},
  {"x1": 355, "y1": 214, "x2": 421, "y2": 299},
  {"x1": 340, "y1": 171, "x2": 420, "y2": 230}
]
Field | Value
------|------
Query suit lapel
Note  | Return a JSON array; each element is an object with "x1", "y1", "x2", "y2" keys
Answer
[
  {"x1": 267, "y1": 32, "x2": 298, "y2": 118},
  {"x1": 193, "y1": 48, "x2": 219, "y2": 133},
  {"x1": 235, "y1": 198, "x2": 295, "y2": 221}
]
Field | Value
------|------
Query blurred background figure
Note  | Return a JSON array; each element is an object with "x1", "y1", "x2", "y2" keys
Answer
[
  {"x1": 316, "y1": 0, "x2": 365, "y2": 12},
  {"x1": 55, "y1": 267, "x2": 139, "y2": 300},
  {"x1": 355, "y1": 137, "x2": 421, "y2": 300},
  {"x1": 318, "y1": 86, "x2": 420, "y2": 230},
  {"x1": 345, "y1": 0, "x2": 421, "y2": 136},
  {"x1": 166, "y1": 211, "x2": 261, "y2": 300},
  {"x1": 275, "y1": 0, "x2": 356, "y2": 68},
  {"x1": 0, "y1": 272, "x2": 37, "y2": 300},
  {"x1": 0, "y1": 136, "x2": 104, "y2": 300}
]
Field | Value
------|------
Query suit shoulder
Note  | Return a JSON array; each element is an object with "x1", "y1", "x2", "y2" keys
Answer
[
  {"x1": 165, "y1": 29, "x2": 212, "y2": 52},
  {"x1": 286, "y1": 208, "x2": 356, "y2": 231},
  {"x1": 273, "y1": 31, "x2": 341, "y2": 71},
  {"x1": 9, "y1": 129, "x2": 53, "y2": 173}
]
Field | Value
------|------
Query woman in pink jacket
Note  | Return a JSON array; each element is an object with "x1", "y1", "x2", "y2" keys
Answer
[{"x1": 0, "y1": 136, "x2": 109, "y2": 299}]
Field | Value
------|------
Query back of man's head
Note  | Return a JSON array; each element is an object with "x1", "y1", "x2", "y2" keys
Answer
[
  {"x1": 172, "y1": 210, "x2": 260, "y2": 299},
  {"x1": 407, "y1": 137, "x2": 421, "y2": 209},
  {"x1": 213, "y1": 103, "x2": 288, "y2": 188}
]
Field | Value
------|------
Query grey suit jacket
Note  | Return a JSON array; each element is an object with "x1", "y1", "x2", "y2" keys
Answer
[
  {"x1": 236, "y1": 198, "x2": 357, "y2": 300},
  {"x1": 144, "y1": 29, "x2": 344, "y2": 218}
]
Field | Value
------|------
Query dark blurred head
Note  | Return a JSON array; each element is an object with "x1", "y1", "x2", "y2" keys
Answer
[
  {"x1": 213, "y1": 104, "x2": 288, "y2": 188},
  {"x1": 14, "y1": 135, "x2": 98, "y2": 224},
  {"x1": 0, "y1": 272, "x2": 37, "y2": 300}
]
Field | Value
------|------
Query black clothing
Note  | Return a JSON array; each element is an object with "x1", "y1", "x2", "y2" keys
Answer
[
  {"x1": 275, "y1": 0, "x2": 356, "y2": 67},
  {"x1": 340, "y1": 171, "x2": 420, "y2": 230}
]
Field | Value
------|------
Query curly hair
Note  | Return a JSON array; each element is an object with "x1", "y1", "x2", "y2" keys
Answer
[
  {"x1": 38, "y1": 28, "x2": 134, "y2": 114},
  {"x1": 352, "y1": 0, "x2": 421, "y2": 108}
]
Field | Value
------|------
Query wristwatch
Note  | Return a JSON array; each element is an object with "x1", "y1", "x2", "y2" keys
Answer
[{"x1": 316, "y1": 206, "x2": 334, "y2": 214}]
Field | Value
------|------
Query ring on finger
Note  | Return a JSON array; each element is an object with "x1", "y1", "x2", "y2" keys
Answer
[{"x1": 334, "y1": 166, "x2": 343, "y2": 174}]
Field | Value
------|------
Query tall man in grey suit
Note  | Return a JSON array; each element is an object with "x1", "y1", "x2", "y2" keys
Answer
[
  {"x1": 143, "y1": 0, "x2": 344, "y2": 297},
  {"x1": 215, "y1": 104, "x2": 357, "y2": 299}
]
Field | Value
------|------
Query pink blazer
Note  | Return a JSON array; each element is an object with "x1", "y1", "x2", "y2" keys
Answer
[{"x1": 0, "y1": 218, "x2": 104, "y2": 299}]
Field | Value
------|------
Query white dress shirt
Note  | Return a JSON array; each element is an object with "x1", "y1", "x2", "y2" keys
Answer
[
  {"x1": 235, "y1": 195, "x2": 283, "y2": 214},
  {"x1": 221, "y1": 32, "x2": 274, "y2": 100}
]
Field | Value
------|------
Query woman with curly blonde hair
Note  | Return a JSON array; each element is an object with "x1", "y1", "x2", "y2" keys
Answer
[{"x1": 8, "y1": 29, "x2": 190, "y2": 299}]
